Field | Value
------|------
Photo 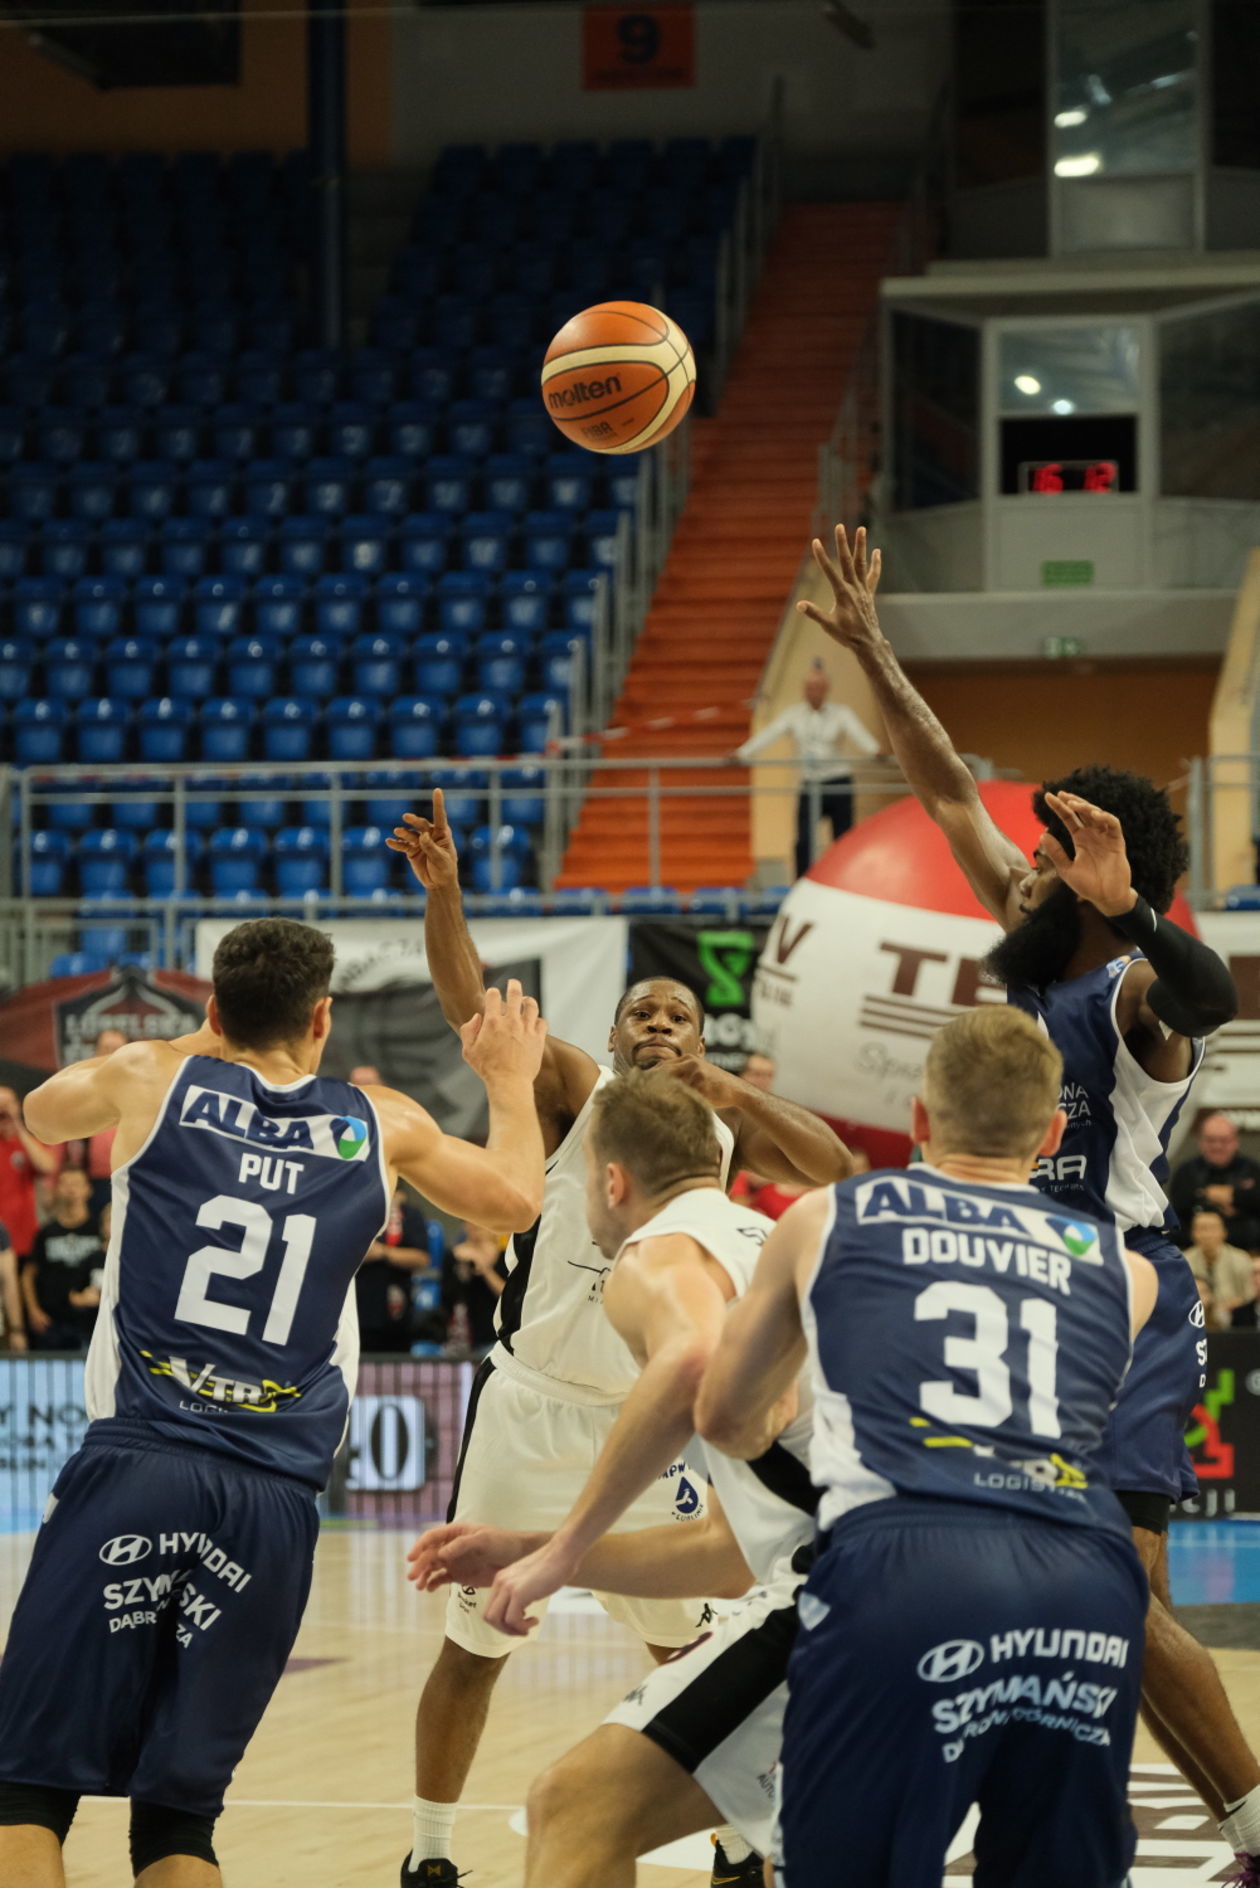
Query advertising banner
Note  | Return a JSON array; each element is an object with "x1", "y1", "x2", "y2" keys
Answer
[
  {"x1": 1178, "y1": 1331, "x2": 1260, "y2": 1520},
  {"x1": 0, "y1": 964, "x2": 210, "y2": 1093}
]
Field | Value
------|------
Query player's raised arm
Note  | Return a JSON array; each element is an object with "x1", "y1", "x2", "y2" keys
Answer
[
  {"x1": 23, "y1": 1040, "x2": 176, "y2": 1145},
  {"x1": 800, "y1": 522, "x2": 1028, "y2": 929},
  {"x1": 376, "y1": 981, "x2": 547, "y2": 1233},
  {"x1": 695, "y1": 1191, "x2": 820, "y2": 1458}
]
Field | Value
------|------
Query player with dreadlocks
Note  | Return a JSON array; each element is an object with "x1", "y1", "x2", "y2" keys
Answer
[{"x1": 801, "y1": 522, "x2": 1260, "y2": 1883}]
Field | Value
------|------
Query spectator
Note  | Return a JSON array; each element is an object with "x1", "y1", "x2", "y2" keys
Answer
[
  {"x1": 21, "y1": 1168, "x2": 103, "y2": 1352},
  {"x1": 734, "y1": 662, "x2": 881, "y2": 878},
  {"x1": 741, "y1": 1051, "x2": 776, "y2": 1093},
  {"x1": 1171, "y1": 1112, "x2": 1260, "y2": 1251},
  {"x1": 0, "y1": 1221, "x2": 25, "y2": 1353},
  {"x1": 1184, "y1": 1208, "x2": 1255, "y2": 1329},
  {"x1": 355, "y1": 1182, "x2": 432, "y2": 1353},
  {"x1": 349, "y1": 1063, "x2": 384, "y2": 1088},
  {"x1": 443, "y1": 1223, "x2": 507, "y2": 1357},
  {"x1": 0, "y1": 1084, "x2": 59, "y2": 1261},
  {"x1": 1232, "y1": 1256, "x2": 1260, "y2": 1330}
]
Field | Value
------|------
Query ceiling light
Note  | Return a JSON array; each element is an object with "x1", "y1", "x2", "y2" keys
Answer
[
  {"x1": 1055, "y1": 154, "x2": 1102, "y2": 177},
  {"x1": 1014, "y1": 375, "x2": 1042, "y2": 395},
  {"x1": 1055, "y1": 109, "x2": 1088, "y2": 128},
  {"x1": 1052, "y1": 399, "x2": 1076, "y2": 415}
]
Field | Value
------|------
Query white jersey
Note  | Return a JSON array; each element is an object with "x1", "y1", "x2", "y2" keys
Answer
[
  {"x1": 493, "y1": 1067, "x2": 738, "y2": 1404},
  {"x1": 616, "y1": 1188, "x2": 816, "y2": 1583}
]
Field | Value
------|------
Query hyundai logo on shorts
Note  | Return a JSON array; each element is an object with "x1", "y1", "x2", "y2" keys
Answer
[
  {"x1": 99, "y1": 1534, "x2": 153, "y2": 1567},
  {"x1": 916, "y1": 1639, "x2": 985, "y2": 1683}
]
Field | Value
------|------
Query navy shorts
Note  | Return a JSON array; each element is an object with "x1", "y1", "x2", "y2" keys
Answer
[
  {"x1": 0, "y1": 1425, "x2": 318, "y2": 1817},
  {"x1": 1095, "y1": 1230, "x2": 1204, "y2": 1507},
  {"x1": 779, "y1": 1500, "x2": 1147, "y2": 1888}
]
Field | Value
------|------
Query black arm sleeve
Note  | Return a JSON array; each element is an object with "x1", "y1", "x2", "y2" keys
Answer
[{"x1": 1113, "y1": 896, "x2": 1238, "y2": 1038}]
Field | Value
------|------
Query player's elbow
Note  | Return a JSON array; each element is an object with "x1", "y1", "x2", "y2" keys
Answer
[
  {"x1": 20, "y1": 1082, "x2": 60, "y2": 1145},
  {"x1": 693, "y1": 1383, "x2": 744, "y2": 1457},
  {"x1": 481, "y1": 1178, "x2": 544, "y2": 1235}
]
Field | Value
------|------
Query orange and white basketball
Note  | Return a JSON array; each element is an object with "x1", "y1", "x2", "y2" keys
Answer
[{"x1": 540, "y1": 300, "x2": 696, "y2": 455}]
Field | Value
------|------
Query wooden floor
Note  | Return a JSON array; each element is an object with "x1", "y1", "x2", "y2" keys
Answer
[{"x1": 3, "y1": 1525, "x2": 1260, "y2": 1886}]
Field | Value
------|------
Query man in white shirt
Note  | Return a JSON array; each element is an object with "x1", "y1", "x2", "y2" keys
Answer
[{"x1": 733, "y1": 662, "x2": 881, "y2": 877}]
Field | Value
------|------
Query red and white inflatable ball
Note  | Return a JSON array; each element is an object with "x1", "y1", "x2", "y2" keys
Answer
[{"x1": 752, "y1": 780, "x2": 1196, "y2": 1167}]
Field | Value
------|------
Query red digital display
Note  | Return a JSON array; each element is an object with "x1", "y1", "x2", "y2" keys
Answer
[{"x1": 1020, "y1": 460, "x2": 1120, "y2": 494}]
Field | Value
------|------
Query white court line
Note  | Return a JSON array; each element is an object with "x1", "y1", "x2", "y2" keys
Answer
[{"x1": 81, "y1": 1796, "x2": 521, "y2": 1813}]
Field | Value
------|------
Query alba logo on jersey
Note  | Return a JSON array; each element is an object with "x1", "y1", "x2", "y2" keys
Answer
[
  {"x1": 854, "y1": 1177, "x2": 1103, "y2": 1263},
  {"x1": 179, "y1": 1086, "x2": 371, "y2": 1163}
]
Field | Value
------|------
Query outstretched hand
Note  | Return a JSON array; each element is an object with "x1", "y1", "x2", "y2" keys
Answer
[
  {"x1": 796, "y1": 523, "x2": 883, "y2": 653},
  {"x1": 386, "y1": 789, "x2": 460, "y2": 892},
  {"x1": 1040, "y1": 792, "x2": 1136, "y2": 919},
  {"x1": 406, "y1": 1521, "x2": 539, "y2": 1593},
  {"x1": 459, "y1": 979, "x2": 548, "y2": 1086}
]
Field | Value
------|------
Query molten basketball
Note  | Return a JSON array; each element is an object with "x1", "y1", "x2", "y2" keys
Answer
[{"x1": 540, "y1": 300, "x2": 696, "y2": 454}]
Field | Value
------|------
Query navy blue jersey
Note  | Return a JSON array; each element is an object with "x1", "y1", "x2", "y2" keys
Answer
[
  {"x1": 804, "y1": 1167, "x2": 1134, "y2": 1537},
  {"x1": 1007, "y1": 954, "x2": 1202, "y2": 1235},
  {"x1": 84, "y1": 1056, "x2": 389, "y2": 1488}
]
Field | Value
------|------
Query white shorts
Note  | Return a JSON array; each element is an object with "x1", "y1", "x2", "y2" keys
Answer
[
  {"x1": 604, "y1": 1562, "x2": 806, "y2": 1858},
  {"x1": 444, "y1": 1355, "x2": 714, "y2": 1658}
]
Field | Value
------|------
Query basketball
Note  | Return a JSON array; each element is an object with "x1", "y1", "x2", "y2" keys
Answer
[{"x1": 540, "y1": 299, "x2": 696, "y2": 454}]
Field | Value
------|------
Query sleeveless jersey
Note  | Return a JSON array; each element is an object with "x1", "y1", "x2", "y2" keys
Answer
[
  {"x1": 616, "y1": 1188, "x2": 815, "y2": 1582},
  {"x1": 85, "y1": 1055, "x2": 389, "y2": 1488},
  {"x1": 494, "y1": 1067, "x2": 736, "y2": 1403},
  {"x1": 804, "y1": 1166, "x2": 1134, "y2": 1539},
  {"x1": 1007, "y1": 954, "x2": 1203, "y2": 1233}
]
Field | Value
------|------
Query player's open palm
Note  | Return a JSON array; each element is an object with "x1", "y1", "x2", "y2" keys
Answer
[
  {"x1": 406, "y1": 1522, "x2": 532, "y2": 1593},
  {"x1": 460, "y1": 979, "x2": 548, "y2": 1086},
  {"x1": 1041, "y1": 791, "x2": 1135, "y2": 918},
  {"x1": 797, "y1": 522, "x2": 883, "y2": 653},
  {"x1": 386, "y1": 788, "x2": 460, "y2": 892}
]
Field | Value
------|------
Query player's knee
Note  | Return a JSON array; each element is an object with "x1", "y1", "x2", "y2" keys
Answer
[
  {"x1": 527, "y1": 1749, "x2": 606, "y2": 1843},
  {"x1": 435, "y1": 1633, "x2": 509, "y2": 1690},
  {"x1": 130, "y1": 1800, "x2": 218, "y2": 1877},
  {"x1": 0, "y1": 1779, "x2": 78, "y2": 1841}
]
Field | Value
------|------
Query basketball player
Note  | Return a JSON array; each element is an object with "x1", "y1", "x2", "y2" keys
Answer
[
  {"x1": 387, "y1": 797, "x2": 850, "y2": 1888},
  {"x1": 407, "y1": 1068, "x2": 815, "y2": 1886},
  {"x1": 699, "y1": 1006, "x2": 1157, "y2": 1887},
  {"x1": 803, "y1": 522, "x2": 1260, "y2": 1872},
  {"x1": 0, "y1": 917, "x2": 547, "y2": 1888}
]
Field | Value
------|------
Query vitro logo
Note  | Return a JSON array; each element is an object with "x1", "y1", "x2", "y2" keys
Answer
[
  {"x1": 99, "y1": 1534, "x2": 152, "y2": 1567},
  {"x1": 916, "y1": 1639, "x2": 985, "y2": 1683}
]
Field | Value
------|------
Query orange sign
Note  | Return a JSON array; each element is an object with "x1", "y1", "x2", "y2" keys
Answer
[{"x1": 583, "y1": 5, "x2": 696, "y2": 90}]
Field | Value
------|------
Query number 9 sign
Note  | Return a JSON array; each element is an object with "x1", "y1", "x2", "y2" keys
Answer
[{"x1": 583, "y1": 4, "x2": 696, "y2": 90}]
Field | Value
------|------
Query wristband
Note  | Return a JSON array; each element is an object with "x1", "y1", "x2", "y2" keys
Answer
[{"x1": 1110, "y1": 894, "x2": 1157, "y2": 941}]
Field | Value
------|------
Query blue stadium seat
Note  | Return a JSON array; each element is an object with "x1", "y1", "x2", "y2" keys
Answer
[
  {"x1": 262, "y1": 697, "x2": 320, "y2": 763},
  {"x1": 468, "y1": 823, "x2": 531, "y2": 894},
  {"x1": 350, "y1": 633, "x2": 404, "y2": 696},
  {"x1": 39, "y1": 519, "x2": 92, "y2": 580},
  {"x1": 476, "y1": 632, "x2": 528, "y2": 693},
  {"x1": 268, "y1": 409, "x2": 317, "y2": 462},
  {"x1": 303, "y1": 455, "x2": 355, "y2": 517},
  {"x1": 150, "y1": 408, "x2": 202, "y2": 463},
  {"x1": 192, "y1": 575, "x2": 246, "y2": 638},
  {"x1": 137, "y1": 697, "x2": 194, "y2": 764},
  {"x1": 414, "y1": 633, "x2": 466, "y2": 696},
  {"x1": 208, "y1": 825, "x2": 266, "y2": 896},
  {"x1": 296, "y1": 772, "x2": 335, "y2": 829},
  {"x1": 95, "y1": 409, "x2": 145, "y2": 468},
  {"x1": 288, "y1": 634, "x2": 342, "y2": 698},
  {"x1": 386, "y1": 401, "x2": 439, "y2": 459},
  {"x1": 466, "y1": 348, "x2": 520, "y2": 404},
  {"x1": 210, "y1": 407, "x2": 260, "y2": 463},
  {"x1": 236, "y1": 775, "x2": 291, "y2": 830},
  {"x1": 453, "y1": 694, "x2": 506, "y2": 760},
  {"x1": 607, "y1": 462, "x2": 642, "y2": 510},
  {"x1": 108, "y1": 782, "x2": 165, "y2": 833},
  {"x1": 446, "y1": 400, "x2": 497, "y2": 458},
  {"x1": 517, "y1": 689, "x2": 565, "y2": 753},
  {"x1": 65, "y1": 466, "x2": 117, "y2": 526},
  {"x1": 199, "y1": 697, "x2": 254, "y2": 763},
  {"x1": 158, "y1": 518, "x2": 213, "y2": 580},
  {"x1": 185, "y1": 773, "x2": 226, "y2": 831},
  {"x1": 327, "y1": 403, "x2": 376, "y2": 461},
  {"x1": 500, "y1": 764, "x2": 546, "y2": 826},
  {"x1": 338, "y1": 515, "x2": 392, "y2": 577},
  {"x1": 185, "y1": 459, "x2": 236, "y2": 520},
  {"x1": 44, "y1": 637, "x2": 97, "y2": 703},
  {"x1": 142, "y1": 829, "x2": 202, "y2": 898},
  {"x1": 360, "y1": 456, "x2": 412, "y2": 518},
  {"x1": 218, "y1": 520, "x2": 270, "y2": 579},
  {"x1": 243, "y1": 459, "x2": 297, "y2": 519},
  {"x1": 251, "y1": 576, "x2": 306, "y2": 640},
  {"x1": 543, "y1": 453, "x2": 599, "y2": 512},
  {"x1": 483, "y1": 453, "x2": 535, "y2": 513},
  {"x1": 362, "y1": 771, "x2": 415, "y2": 829},
  {"x1": 75, "y1": 697, "x2": 130, "y2": 764},
  {"x1": 348, "y1": 353, "x2": 400, "y2": 406},
  {"x1": 130, "y1": 576, "x2": 183, "y2": 640},
  {"x1": 292, "y1": 349, "x2": 341, "y2": 405},
  {"x1": 0, "y1": 409, "x2": 26, "y2": 466},
  {"x1": 619, "y1": 885, "x2": 683, "y2": 915},
  {"x1": 78, "y1": 828, "x2": 136, "y2": 896},
  {"x1": 275, "y1": 825, "x2": 328, "y2": 898},
  {"x1": 76, "y1": 916, "x2": 131, "y2": 962},
  {"x1": 687, "y1": 887, "x2": 742, "y2": 917},
  {"x1": 521, "y1": 510, "x2": 574, "y2": 571},
  {"x1": 105, "y1": 636, "x2": 158, "y2": 702},
  {"x1": 548, "y1": 887, "x2": 605, "y2": 914},
  {"x1": 504, "y1": 398, "x2": 554, "y2": 456},
  {"x1": 460, "y1": 511, "x2": 514, "y2": 573},
  {"x1": 313, "y1": 573, "x2": 368, "y2": 638},
  {"x1": 585, "y1": 508, "x2": 624, "y2": 569},
  {"x1": 540, "y1": 630, "x2": 585, "y2": 692},
  {"x1": 233, "y1": 351, "x2": 285, "y2": 407},
  {"x1": 560, "y1": 567, "x2": 605, "y2": 632},
  {"x1": 0, "y1": 522, "x2": 29, "y2": 580},
  {"x1": 165, "y1": 637, "x2": 219, "y2": 701},
  {"x1": 27, "y1": 829, "x2": 72, "y2": 897},
  {"x1": 342, "y1": 825, "x2": 391, "y2": 898},
  {"x1": 226, "y1": 634, "x2": 282, "y2": 701},
  {"x1": 175, "y1": 354, "x2": 229, "y2": 406},
  {"x1": 389, "y1": 697, "x2": 441, "y2": 761},
  {"x1": 0, "y1": 638, "x2": 34, "y2": 705},
  {"x1": 436, "y1": 571, "x2": 491, "y2": 636},
  {"x1": 127, "y1": 459, "x2": 178, "y2": 522},
  {"x1": 398, "y1": 514, "x2": 451, "y2": 576},
  {"x1": 500, "y1": 571, "x2": 554, "y2": 634},
  {"x1": 276, "y1": 516, "x2": 329, "y2": 578},
  {"x1": 99, "y1": 522, "x2": 150, "y2": 581},
  {"x1": 325, "y1": 696, "x2": 378, "y2": 762},
  {"x1": 35, "y1": 407, "x2": 85, "y2": 467},
  {"x1": 429, "y1": 767, "x2": 485, "y2": 826},
  {"x1": 72, "y1": 575, "x2": 126, "y2": 639},
  {"x1": 48, "y1": 951, "x2": 110, "y2": 977},
  {"x1": 374, "y1": 574, "x2": 427, "y2": 638},
  {"x1": 421, "y1": 456, "x2": 475, "y2": 516},
  {"x1": 7, "y1": 464, "x2": 58, "y2": 525}
]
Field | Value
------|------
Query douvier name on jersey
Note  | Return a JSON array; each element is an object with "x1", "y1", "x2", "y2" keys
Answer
[
  {"x1": 179, "y1": 1086, "x2": 370, "y2": 1162},
  {"x1": 854, "y1": 1176, "x2": 1103, "y2": 1294}
]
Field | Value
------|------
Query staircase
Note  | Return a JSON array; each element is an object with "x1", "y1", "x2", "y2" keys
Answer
[{"x1": 557, "y1": 201, "x2": 901, "y2": 894}]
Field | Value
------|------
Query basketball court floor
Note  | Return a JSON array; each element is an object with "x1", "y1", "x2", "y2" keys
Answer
[{"x1": 1, "y1": 1521, "x2": 1258, "y2": 1885}]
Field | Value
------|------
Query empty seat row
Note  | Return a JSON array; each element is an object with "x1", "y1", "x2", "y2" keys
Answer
[{"x1": 0, "y1": 348, "x2": 458, "y2": 411}]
